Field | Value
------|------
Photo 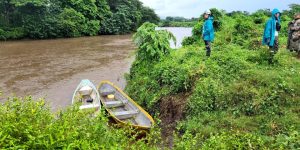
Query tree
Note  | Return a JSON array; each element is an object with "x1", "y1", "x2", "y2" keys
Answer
[
  {"x1": 58, "y1": 8, "x2": 86, "y2": 37},
  {"x1": 140, "y1": 6, "x2": 160, "y2": 24},
  {"x1": 286, "y1": 4, "x2": 300, "y2": 18},
  {"x1": 133, "y1": 22, "x2": 176, "y2": 61},
  {"x1": 0, "y1": 0, "x2": 161, "y2": 39}
]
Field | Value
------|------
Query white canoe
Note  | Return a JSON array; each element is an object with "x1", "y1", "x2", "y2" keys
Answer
[{"x1": 72, "y1": 79, "x2": 101, "y2": 111}]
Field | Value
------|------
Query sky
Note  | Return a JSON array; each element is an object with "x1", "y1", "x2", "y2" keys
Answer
[{"x1": 140, "y1": 0, "x2": 299, "y2": 18}]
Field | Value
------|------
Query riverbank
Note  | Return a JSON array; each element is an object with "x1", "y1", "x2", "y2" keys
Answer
[
  {"x1": 125, "y1": 17, "x2": 300, "y2": 148},
  {"x1": 2, "y1": 33, "x2": 299, "y2": 149},
  {"x1": 1, "y1": 4, "x2": 300, "y2": 147}
]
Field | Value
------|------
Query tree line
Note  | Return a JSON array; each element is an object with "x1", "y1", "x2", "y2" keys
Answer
[
  {"x1": 159, "y1": 16, "x2": 198, "y2": 27},
  {"x1": 159, "y1": 4, "x2": 300, "y2": 28},
  {"x1": 0, "y1": 0, "x2": 160, "y2": 40}
]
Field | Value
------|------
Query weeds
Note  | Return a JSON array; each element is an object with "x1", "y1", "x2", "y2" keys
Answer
[{"x1": 126, "y1": 9, "x2": 300, "y2": 148}]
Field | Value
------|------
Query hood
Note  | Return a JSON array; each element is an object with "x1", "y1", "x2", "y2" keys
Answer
[
  {"x1": 272, "y1": 8, "x2": 280, "y2": 22},
  {"x1": 207, "y1": 16, "x2": 214, "y2": 21},
  {"x1": 272, "y1": 8, "x2": 280, "y2": 18}
]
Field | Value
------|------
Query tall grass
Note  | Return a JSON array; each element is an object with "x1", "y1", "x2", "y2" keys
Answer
[{"x1": 126, "y1": 8, "x2": 300, "y2": 148}]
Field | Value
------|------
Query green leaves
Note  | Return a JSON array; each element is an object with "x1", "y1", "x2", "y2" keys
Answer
[
  {"x1": 0, "y1": 0, "x2": 160, "y2": 39},
  {"x1": 133, "y1": 22, "x2": 176, "y2": 62},
  {"x1": 10, "y1": 0, "x2": 49, "y2": 7},
  {"x1": 127, "y1": 21, "x2": 300, "y2": 148},
  {"x1": 58, "y1": 8, "x2": 86, "y2": 37},
  {"x1": 0, "y1": 97, "x2": 159, "y2": 149}
]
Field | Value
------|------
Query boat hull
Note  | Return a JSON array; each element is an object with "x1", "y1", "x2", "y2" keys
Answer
[
  {"x1": 98, "y1": 81, "x2": 154, "y2": 130},
  {"x1": 72, "y1": 79, "x2": 101, "y2": 112}
]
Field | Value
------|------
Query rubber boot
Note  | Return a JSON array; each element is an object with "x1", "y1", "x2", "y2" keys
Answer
[
  {"x1": 269, "y1": 50, "x2": 275, "y2": 64},
  {"x1": 206, "y1": 49, "x2": 211, "y2": 57}
]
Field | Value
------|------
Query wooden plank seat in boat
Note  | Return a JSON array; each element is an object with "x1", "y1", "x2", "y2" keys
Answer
[
  {"x1": 79, "y1": 104, "x2": 100, "y2": 110},
  {"x1": 113, "y1": 110, "x2": 139, "y2": 120},
  {"x1": 104, "y1": 101, "x2": 125, "y2": 108}
]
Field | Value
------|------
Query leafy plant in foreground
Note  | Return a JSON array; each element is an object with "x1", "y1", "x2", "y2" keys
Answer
[{"x1": 133, "y1": 22, "x2": 176, "y2": 62}]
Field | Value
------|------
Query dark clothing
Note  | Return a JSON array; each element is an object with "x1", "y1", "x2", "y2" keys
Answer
[
  {"x1": 276, "y1": 22, "x2": 281, "y2": 31},
  {"x1": 269, "y1": 36, "x2": 279, "y2": 52},
  {"x1": 204, "y1": 40, "x2": 211, "y2": 57},
  {"x1": 202, "y1": 16, "x2": 214, "y2": 57},
  {"x1": 269, "y1": 36, "x2": 279, "y2": 64}
]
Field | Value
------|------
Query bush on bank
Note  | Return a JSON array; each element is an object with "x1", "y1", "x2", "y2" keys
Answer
[
  {"x1": 126, "y1": 6, "x2": 300, "y2": 149},
  {"x1": 0, "y1": 97, "x2": 160, "y2": 149}
]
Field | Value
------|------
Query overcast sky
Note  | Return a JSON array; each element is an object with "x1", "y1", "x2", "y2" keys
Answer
[{"x1": 140, "y1": 0, "x2": 299, "y2": 18}]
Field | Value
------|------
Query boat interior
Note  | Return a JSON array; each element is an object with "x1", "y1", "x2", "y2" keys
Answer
[{"x1": 99, "y1": 83, "x2": 152, "y2": 127}]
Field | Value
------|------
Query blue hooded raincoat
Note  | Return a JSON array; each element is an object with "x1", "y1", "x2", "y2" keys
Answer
[
  {"x1": 202, "y1": 16, "x2": 215, "y2": 42},
  {"x1": 262, "y1": 8, "x2": 281, "y2": 46}
]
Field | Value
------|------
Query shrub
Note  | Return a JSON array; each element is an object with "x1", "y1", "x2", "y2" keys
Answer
[
  {"x1": 0, "y1": 96, "x2": 160, "y2": 149},
  {"x1": 133, "y1": 22, "x2": 176, "y2": 62},
  {"x1": 58, "y1": 8, "x2": 86, "y2": 37}
]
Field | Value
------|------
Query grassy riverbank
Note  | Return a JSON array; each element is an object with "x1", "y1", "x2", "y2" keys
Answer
[
  {"x1": 127, "y1": 43, "x2": 300, "y2": 148},
  {"x1": 125, "y1": 7, "x2": 300, "y2": 149},
  {"x1": 1, "y1": 6, "x2": 300, "y2": 149}
]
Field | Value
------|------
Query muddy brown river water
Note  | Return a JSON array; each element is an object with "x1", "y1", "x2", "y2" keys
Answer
[
  {"x1": 0, "y1": 35, "x2": 135, "y2": 110},
  {"x1": 0, "y1": 27, "x2": 192, "y2": 111}
]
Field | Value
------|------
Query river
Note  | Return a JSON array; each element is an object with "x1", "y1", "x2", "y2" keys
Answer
[
  {"x1": 156, "y1": 27, "x2": 193, "y2": 48},
  {"x1": 0, "y1": 27, "x2": 192, "y2": 110}
]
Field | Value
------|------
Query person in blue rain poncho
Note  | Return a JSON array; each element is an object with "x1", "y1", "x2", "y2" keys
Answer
[
  {"x1": 202, "y1": 10, "x2": 215, "y2": 57},
  {"x1": 262, "y1": 8, "x2": 281, "y2": 63}
]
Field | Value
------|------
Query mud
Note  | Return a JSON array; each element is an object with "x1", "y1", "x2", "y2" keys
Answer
[{"x1": 159, "y1": 92, "x2": 191, "y2": 148}]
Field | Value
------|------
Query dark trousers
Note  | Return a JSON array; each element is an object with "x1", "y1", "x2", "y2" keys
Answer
[
  {"x1": 269, "y1": 36, "x2": 279, "y2": 54},
  {"x1": 204, "y1": 40, "x2": 211, "y2": 56},
  {"x1": 269, "y1": 36, "x2": 279, "y2": 63}
]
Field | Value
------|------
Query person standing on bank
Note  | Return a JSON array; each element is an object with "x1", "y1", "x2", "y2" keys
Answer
[
  {"x1": 262, "y1": 8, "x2": 281, "y2": 63},
  {"x1": 202, "y1": 10, "x2": 215, "y2": 57},
  {"x1": 287, "y1": 13, "x2": 300, "y2": 57}
]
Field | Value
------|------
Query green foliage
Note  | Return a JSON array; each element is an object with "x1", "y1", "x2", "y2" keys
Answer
[
  {"x1": 210, "y1": 8, "x2": 224, "y2": 31},
  {"x1": 110, "y1": 9, "x2": 133, "y2": 34},
  {"x1": 85, "y1": 20, "x2": 100, "y2": 36},
  {"x1": 181, "y1": 21, "x2": 203, "y2": 46},
  {"x1": 186, "y1": 47, "x2": 300, "y2": 116},
  {"x1": 133, "y1": 22, "x2": 176, "y2": 62},
  {"x1": 0, "y1": 0, "x2": 160, "y2": 39},
  {"x1": 182, "y1": 36, "x2": 197, "y2": 46},
  {"x1": 233, "y1": 17, "x2": 263, "y2": 50},
  {"x1": 283, "y1": 4, "x2": 300, "y2": 19},
  {"x1": 202, "y1": 132, "x2": 263, "y2": 149},
  {"x1": 191, "y1": 22, "x2": 203, "y2": 38},
  {"x1": 10, "y1": 0, "x2": 48, "y2": 7},
  {"x1": 0, "y1": 27, "x2": 25, "y2": 40},
  {"x1": 251, "y1": 10, "x2": 269, "y2": 24},
  {"x1": 173, "y1": 127, "x2": 300, "y2": 149},
  {"x1": 159, "y1": 16, "x2": 198, "y2": 27},
  {"x1": 58, "y1": 8, "x2": 86, "y2": 37},
  {"x1": 160, "y1": 21, "x2": 197, "y2": 27},
  {"x1": 127, "y1": 7, "x2": 300, "y2": 149},
  {"x1": 99, "y1": 0, "x2": 160, "y2": 35},
  {"x1": 2, "y1": 5, "x2": 300, "y2": 149},
  {"x1": 127, "y1": 41, "x2": 300, "y2": 148},
  {"x1": 141, "y1": 7, "x2": 160, "y2": 25},
  {"x1": 0, "y1": 97, "x2": 159, "y2": 149}
]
